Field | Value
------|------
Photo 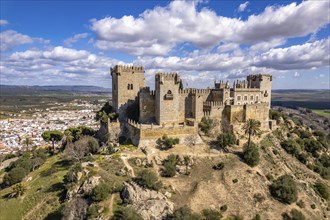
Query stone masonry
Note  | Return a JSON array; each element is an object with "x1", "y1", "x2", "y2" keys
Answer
[{"x1": 110, "y1": 65, "x2": 272, "y2": 146}]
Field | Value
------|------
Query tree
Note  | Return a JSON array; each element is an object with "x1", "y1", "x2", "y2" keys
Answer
[
  {"x1": 159, "y1": 135, "x2": 179, "y2": 150},
  {"x1": 9, "y1": 183, "x2": 26, "y2": 198},
  {"x1": 243, "y1": 142, "x2": 260, "y2": 167},
  {"x1": 61, "y1": 197, "x2": 88, "y2": 220},
  {"x1": 243, "y1": 119, "x2": 261, "y2": 148},
  {"x1": 162, "y1": 154, "x2": 178, "y2": 177},
  {"x1": 270, "y1": 175, "x2": 298, "y2": 204},
  {"x1": 64, "y1": 136, "x2": 98, "y2": 161},
  {"x1": 170, "y1": 206, "x2": 201, "y2": 220},
  {"x1": 22, "y1": 137, "x2": 33, "y2": 149},
  {"x1": 90, "y1": 183, "x2": 112, "y2": 202},
  {"x1": 135, "y1": 169, "x2": 162, "y2": 191},
  {"x1": 313, "y1": 182, "x2": 330, "y2": 200},
  {"x1": 3, "y1": 167, "x2": 27, "y2": 186},
  {"x1": 42, "y1": 130, "x2": 63, "y2": 151},
  {"x1": 216, "y1": 132, "x2": 236, "y2": 151},
  {"x1": 113, "y1": 207, "x2": 143, "y2": 220},
  {"x1": 198, "y1": 117, "x2": 214, "y2": 135},
  {"x1": 31, "y1": 157, "x2": 45, "y2": 171}
]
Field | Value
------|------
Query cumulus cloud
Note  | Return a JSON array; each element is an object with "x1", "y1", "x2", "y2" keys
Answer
[
  {"x1": 254, "y1": 38, "x2": 330, "y2": 70},
  {"x1": 63, "y1": 33, "x2": 89, "y2": 46},
  {"x1": 0, "y1": 20, "x2": 9, "y2": 25},
  {"x1": 0, "y1": 30, "x2": 49, "y2": 51},
  {"x1": 90, "y1": 0, "x2": 329, "y2": 55},
  {"x1": 238, "y1": 1, "x2": 249, "y2": 12},
  {"x1": 2, "y1": 46, "x2": 122, "y2": 86}
]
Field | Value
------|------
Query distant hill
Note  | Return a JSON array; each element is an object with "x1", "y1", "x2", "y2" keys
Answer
[{"x1": 0, "y1": 85, "x2": 111, "y2": 94}]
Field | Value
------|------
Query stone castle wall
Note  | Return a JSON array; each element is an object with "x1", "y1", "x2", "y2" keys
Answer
[{"x1": 139, "y1": 87, "x2": 156, "y2": 123}]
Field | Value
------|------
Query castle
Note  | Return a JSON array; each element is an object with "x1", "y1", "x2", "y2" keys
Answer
[{"x1": 110, "y1": 65, "x2": 273, "y2": 146}]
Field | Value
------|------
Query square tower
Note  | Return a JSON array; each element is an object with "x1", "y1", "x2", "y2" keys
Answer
[
  {"x1": 247, "y1": 74, "x2": 272, "y2": 107},
  {"x1": 155, "y1": 73, "x2": 181, "y2": 125},
  {"x1": 111, "y1": 65, "x2": 146, "y2": 111}
]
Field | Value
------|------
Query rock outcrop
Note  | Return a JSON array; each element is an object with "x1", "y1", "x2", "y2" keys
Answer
[{"x1": 120, "y1": 182, "x2": 174, "y2": 220}]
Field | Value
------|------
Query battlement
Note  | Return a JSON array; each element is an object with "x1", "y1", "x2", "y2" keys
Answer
[
  {"x1": 155, "y1": 72, "x2": 181, "y2": 84},
  {"x1": 203, "y1": 101, "x2": 224, "y2": 107},
  {"x1": 112, "y1": 65, "x2": 144, "y2": 73},
  {"x1": 140, "y1": 87, "x2": 155, "y2": 96},
  {"x1": 247, "y1": 74, "x2": 272, "y2": 81},
  {"x1": 214, "y1": 80, "x2": 230, "y2": 89},
  {"x1": 178, "y1": 88, "x2": 211, "y2": 94}
]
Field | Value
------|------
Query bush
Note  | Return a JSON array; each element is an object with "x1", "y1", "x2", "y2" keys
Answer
[
  {"x1": 318, "y1": 154, "x2": 330, "y2": 168},
  {"x1": 232, "y1": 179, "x2": 238, "y2": 183},
  {"x1": 162, "y1": 154, "x2": 178, "y2": 177},
  {"x1": 198, "y1": 117, "x2": 214, "y2": 135},
  {"x1": 280, "y1": 140, "x2": 301, "y2": 157},
  {"x1": 212, "y1": 162, "x2": 224, "y2": 170},
  {"x1": 170, "y1": 206, "x2": 202, "y2": 220},
  {"x1": 87, "y1": 205, "x2": 100, "y2": 220},
  {"x1": 3, "y1": 167, "x2": 28, "y2": 186},
  {"x1": 313, "y1": 182, "x2": 330, "y2": 200},
  {"x1": 216, "y1": 132, "x2": 236, "y2": 150},
  {"x1": 290, "y1": 209, "x2": 305, "y2": 220},
  {"x1": 311, "y1": 204, "x2": 316, "y2": 209},
  {"x1": 304, "y1": 139, "x2": 322, "y2": 156},
  {"x1": 296, "y1": 200, "x2": 305, "y2": 208},
  {"x1": 159, "y1": 135, "x2": 179, "y2": 150},
  {"x1": 201, "y1": 209, "x2": 222, "y2": 220},
  {"x1": 270, "y1": 175, "x2": 298, "y2": 204},
  {"x1": 64, "y1": 163, "x2": 82, "y2": 185},
  {"x1": 90, "y1": 183, "x2": 112, "y2": 202},
  {"x1": 252, "y1": 214, "x2": 261, "y2": 220},
  {"x1": 113, "y1": 206, "x2": 143, "y2": 220},
  {"x1": 293, "y1": 129, "x2": 311, "y2": 139},
  {"x1": 135, "y1": 169, "x2": 162, "y2": 191},
  {"x1": 242, "y1": 142, "x2": 260, "y2": 167},
  {"x1": 266, "y1": 174, "x2": 274, "y2": 181}
]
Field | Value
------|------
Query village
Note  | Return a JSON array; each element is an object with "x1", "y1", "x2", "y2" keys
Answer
[{"x1": 0, "y1": 101, "x2": 101, "y2": 154}]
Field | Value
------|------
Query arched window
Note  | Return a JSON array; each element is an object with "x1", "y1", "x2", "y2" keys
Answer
[
  {"x1": 127, "y1": 84, "x2": 130, "y2": 90},
  {"x1": 164, "y1": 90, "x2": 173, "y2": 100},
  {"x1": 167, "y1": 90, "x2": 172, "y2": 94},
  {"x1": 131, "y1": 84, "x2": 133, "y2": 90}
]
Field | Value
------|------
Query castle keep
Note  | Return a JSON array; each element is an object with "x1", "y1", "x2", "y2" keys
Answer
[{"x1": 110, "y1": 65, "x2": 272, "y2": 146}]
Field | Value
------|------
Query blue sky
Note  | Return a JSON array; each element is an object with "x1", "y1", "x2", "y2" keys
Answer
[{"x1": 0, "y1": 0, "x2": 329, "y2": 89}]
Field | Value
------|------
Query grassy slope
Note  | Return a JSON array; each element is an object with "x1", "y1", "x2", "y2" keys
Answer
[{"x1": 0, "y1": 155, "x2": 69, "y2": 220}]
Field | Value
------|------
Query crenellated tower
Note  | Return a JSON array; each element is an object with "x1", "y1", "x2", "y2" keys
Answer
[
  {"x1": 111, "y1": 65, "x2": 146, "y2": 111},
  {"x1": 155, "y1": 73, "x2": 181, "y2": 125},
  {"x1": 247, "y1": 74, "x2": 272, "y2": 107}
]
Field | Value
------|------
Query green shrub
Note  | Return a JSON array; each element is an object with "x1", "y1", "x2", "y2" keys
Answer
[
  {"x1": 313, "y1": 182, "x2": 330, "y2": 200},
  {"x1": 296, "y1": 200, "x2": 305, "y2": 208},
  {"x1": 243, "y1": 142, "x2": 260, "y2": 167},
  {"x1": 64, "y1": 163, "x2": 82, "y2": 185},
  {"x1": 280, "y1": 140, "x2": 301, "y2": 157},
  {"x1": 212, "y1": 162, "x2": 224, "y2": 170},
  {"x1": 3, "y1": 167, "x2": 28, "y2": 186},
  {"x1": 113, "y1": 206, "x2": 143, "y2": 220},
  {"x1": 159, "y1": 135, "x2": 179, "y2": 150},
  {"x1": 135, "y1": 169, "x2": 162, "y2": 191},
  {"x1": 170, "y1": 206, "x2": 202, "y2": 220},
  {"x1": 293, "y1": 129, "x2": 312, "y2": 139},
  {"x1": 198, "y1": 117, "x2": 214, "y2": 135},
  {"x1": 162, "y1": 154, "x2": 178, "y2": 177},
  {"x1": 266, "y1": 174, "x2": 274, "y2": 181},
  {"x1": 90, "y1": 183, "x2": 112, "y2": 202},
  {"x1": 232, "y1": 179, "x2": 238, "y2": 183},
  {"x1": 270, "y1": 175, "x2": 298, "y2": 204},
  {"x1": 304, "y1": 138, "x2": 322, "y2": 156},
  {"x1": 273, "y1": 149, "x2": 279, "y2": 155},
  {"x1": 318, "y1": 154, "x2": 330, "y2": 168},
  {"x1": 311, "y1": 204, "x2": 316, "y2": 209},
  {"x1": 87, "y1": 205, "x2": 100, "y2": 220},
  {"x1": 201, "y1": 209, "x2": 222, "y2": 220},
  {"x1": 216, "y1": 132, "x2": 236, "y2": 150},
  {"x1": 290, "y1": 209, "x2": 305, "y2": 220},
  {"x1": 252, "y1": 214, "x2": 261, "y2": 220}
]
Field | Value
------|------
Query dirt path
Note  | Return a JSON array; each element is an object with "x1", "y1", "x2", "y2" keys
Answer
[{"x1": 120, "y1": 154, "x2": 135, "y2": 177}]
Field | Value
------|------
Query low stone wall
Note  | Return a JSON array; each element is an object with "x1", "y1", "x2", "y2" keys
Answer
[{"x1": 126, "y1": 121, "x2": 199, "y2": 147}]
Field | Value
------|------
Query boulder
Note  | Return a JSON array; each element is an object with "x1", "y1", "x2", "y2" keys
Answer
[
  {"x1": 78, "y1": 176, "x2": 101, "y2": 194},
  {"x1": 121, "y1": 182, "x2": 174, "y2": 220},
  {"x1": 154, "y1": 156, "x2": 163, "y2": 165},
  {"x1": 286, "y1": 119, "x2": 296, "y2": 129}
]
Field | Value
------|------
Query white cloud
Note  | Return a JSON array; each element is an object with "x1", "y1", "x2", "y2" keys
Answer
[
  {"x1": 0, "y1": 20, "x2": 9, "y2": 25},
  {"x1": 90, "y1": 0, "x2": 329, "y2": 55},
  {"x1": 2, "y1": 46, "x2": 123, "y2": 86},
  {"x1": 238, "y1": 1, "x2": 249, "y2": 12},
  {"x1": 254, "y1": 38, "x2": 330, "y2": 70},
  {"x1": 0, "y1": 30, "x2": 49, "y2": 51},
  {"x1": 63, "y1": 33, "x2": 89, "y2": 46}
]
